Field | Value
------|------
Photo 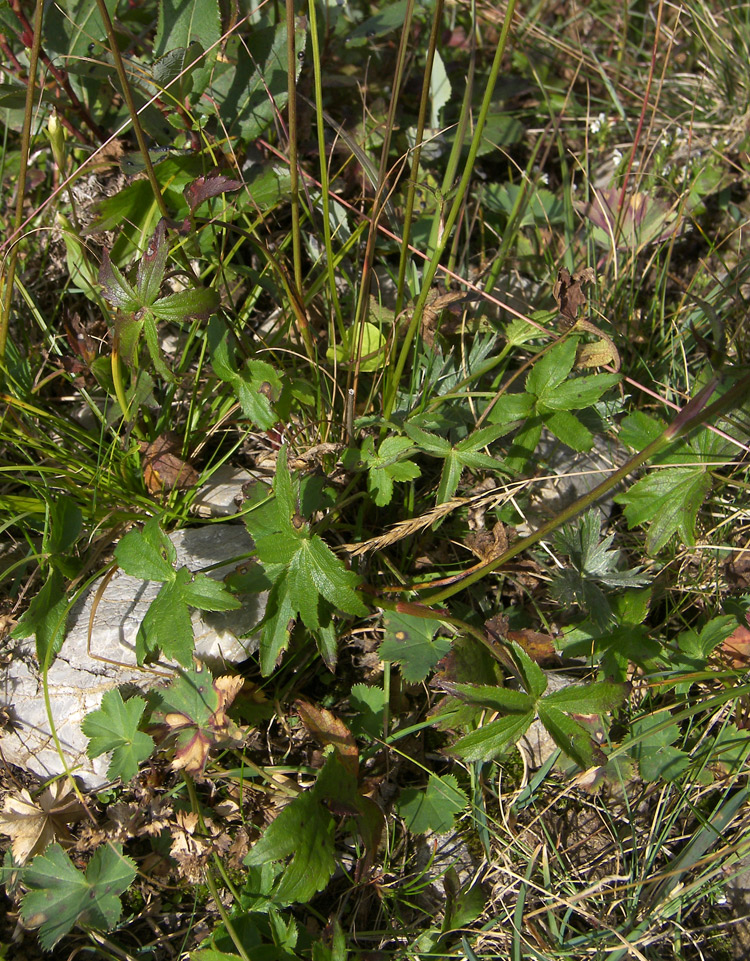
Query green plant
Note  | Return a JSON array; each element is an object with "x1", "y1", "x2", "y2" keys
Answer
[{"x1": 3, "y1": 0, "x2": 750, "y2": 957}]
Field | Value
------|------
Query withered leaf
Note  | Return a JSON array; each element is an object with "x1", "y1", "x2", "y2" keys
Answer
[
  {"x1": 296, "y1": 700, "x2": 359, "y2": 777},
  {"x1": 464, "y1": 521, "x2": 508, "y2": 563},
  {"x1": 420, "y1": 288, "x2": 475, "y2": 346},
  {"x1": 553, "y1": 266, "x2": 596, "y2": 327},
  {"x1": 0, "y1": 780, "x2": 86, "y2": 865},
  {"x1": 721, "y1": 622, "x2": 750, "y2": 669},
  {"x1": 575, "y1": 336, "x2": 620, "y2": 369},
  {"x1": 506, "y1": 628, "x2": 560, "y2": 667},
  {"x1": 139, "y1": 433, "x2": 199, "y2": 494},
  {"x1": 155, "y1": 668, "x2": 246, "y2": 776}
]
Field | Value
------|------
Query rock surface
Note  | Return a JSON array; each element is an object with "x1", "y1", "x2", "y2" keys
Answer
[{"x1": 1, "y1": 525, "x2": 264, "y2": 789}]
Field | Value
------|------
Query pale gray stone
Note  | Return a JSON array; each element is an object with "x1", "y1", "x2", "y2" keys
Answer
[
  {"x1": 1, "y1": 525, "x2": 265, "y2": 789},
  {"x1": 192, "y1": 464, "x2": 254, "y2": 517}
]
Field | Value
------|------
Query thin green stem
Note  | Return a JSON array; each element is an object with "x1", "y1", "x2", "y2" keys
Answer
[
  {"x1": 286, "y1": 0, "x2": 303, "y2": 295},
  {"x1": 383, "y1": 0, "x2": 518, "y2": 421},
  {"x1": 93, "y1": 0, "x2": 169, "y2": 223},
  {"x1": 0, "y1": 0, "x2": 45, "y2": 366},
  {"x1": 183, "y1": 774, "x2": 252, "y2": 961},
  {"x1": 308, "y1": 0, "x2": 343, "y2": 334},
  {"x1": 422, "y1": 372, "x2": 748, "y2": 605},
  {"x1": 349, "y1": 0, "x2": 416, "y2": 414},
  {"x1": 393, "y1": 0, "x2": 445, "y2": 317}
]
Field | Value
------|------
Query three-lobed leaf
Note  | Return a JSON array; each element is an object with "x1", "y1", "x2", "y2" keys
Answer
[
  {"x1": 248, "y1": 448, "x2": 367, "y2": 672},
  {"x1": 379, "y1": 610, "x2": 452, "y2": 682},
  {"x1": 117, "y1": 518, "x2": 240, "y2": 666},
  {"x1": 443, "y1": 642, "x2": 626, "y2": 765}
]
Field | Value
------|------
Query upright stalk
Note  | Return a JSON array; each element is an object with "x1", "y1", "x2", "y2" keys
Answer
[
  {"x1": 94, "y1": 0, "x2": 169, "y2": 223},
  {"x1": 348, "y1": 0, "x2": 416, "y2": 415},
  {"x1": 383, "y1": 0, "x2": 518, "y2": 421},
  {"x1": 0, "y1": 0, "x2": 44, "y2": 366},
  {"x1": 393, "y1": 0, "x2": 445, "y2": 317}
]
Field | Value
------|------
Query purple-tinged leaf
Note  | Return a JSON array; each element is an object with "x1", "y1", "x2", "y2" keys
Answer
[
  {"x1": 99, "y1": 251, "x2": 140, "y2": 312},
  {"x1": 136, "y1": 219, "x2": 169, "y2": 306},
  {"x1": 184, "y1": 173, "x2": 243, "y2": 212}
]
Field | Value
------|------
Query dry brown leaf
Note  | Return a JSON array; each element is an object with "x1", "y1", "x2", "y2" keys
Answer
[
  {"x1": 722, "y1": 622, "x2": 750, "y2": 668},
  {"x1": 465, "y1": 521, "x2": 508, "y2": 563},
  {"x1": 506, "y1": 628, "x2": 561, "y2": 667},
  {"x1": 139, "y1": 433, "x2": 199, "y2": 494},
  {"x1": 553, "y1": 267, "x2": 595, "y2": 326},
  {"x1": 212, "y1": 674, "x2": 245, "y2": 728},
  {"x1": 421, "y1": 288, "x2": 474, "y2": 346},
  {"x1": 168, "y1": 725, "x2": 213, "y2": 775},
  {"x1": 0, "y1": 779, "x2": 86, "y2": 864},
  {"x1": 170, "y1": 811, "x2": 209, "y2": 883},
  {"x1": 296, "y1": 700, "x2": 359, "y2": 777}
]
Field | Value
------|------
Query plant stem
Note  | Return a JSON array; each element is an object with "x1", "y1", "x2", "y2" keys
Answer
[
  {"x1": 93, "y1": 0, "x2": 170, "y2": 223},
  {"x1": 286, "y1": 0, "x2": 303, "y2": 295},
  {"x1": 422, "y1": 372, "x2": 748, "y2": 604},
  {"x1": 393, "y1": 0, "x2": 445, "y2": 317},
  {"x1": 383, "y1": 0, "x2": 518, "y2": 421},
  {"x1": 0, "y1": 0, "x2": 44, "y2": 367}
]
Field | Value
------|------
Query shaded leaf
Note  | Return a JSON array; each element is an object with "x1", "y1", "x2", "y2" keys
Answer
[
  {"x1": 10, "y1": 568, "x2": 69, "y2": 666},
  {"x1": 243, "y1": 791, "x2": 335, "y2": 904},
  {"x1": 396, "y1": 774, "x2": 467, "y2": 834},
  {"x1": 20, "y1": 843, "x2": 136, "y2": 950},
  {"x1": 379, "y1": 609, "x2": 452, "y2": 682},
  {"x1": 184, "y1": 173, "x2": 243, "y2": 212},
  {"x1": 536, "y1": 702, "x2": 598, "y2": 769}
]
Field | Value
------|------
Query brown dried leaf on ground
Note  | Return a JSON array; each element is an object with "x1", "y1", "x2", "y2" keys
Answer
[
  {"x1": 139, "y1": 433, "x2": 199, "y2": 494},
  {"x1": 721, "y1": 620, "x2": 750, "y2": 669},
  {"x1": 296, "y1": 700, "x2": 359, "y2": 777},
  {"x1": 465, "y1": 521, "x2": 508, "y2": 563},
  {"x1": 170, "y1": 810, "x2": 209, "y2": 883},
  {"x1": 553, "y1": 267, "x2": 595, "y2": 326},
  {"x1": 0, "y1": 779, "x2": 86, "y2": 864}
]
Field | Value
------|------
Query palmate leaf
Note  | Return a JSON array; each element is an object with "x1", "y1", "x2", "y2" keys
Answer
[
  {"x1": 82, "y1": 689, "x2": 155, "y2": 782},
  {"x1": 210, "y1": 327, "x2": 282, "y2": 431},
  {"x1": 396, "y1": 774, "x2": 468, "y2": 834},
  {"x1": 442, "y1": 642, "x2": 626, "y2": 766},
  {"x1": 20, "y1": 843, "x2": 136, "y2": 950},
  {"x1": 117, "y1": 518, "x2": 240, "y2": 666},
  {"x1": 615, "y1": 467, "x2": 712, "y2": 554},
  {"x1": 502, "y1": 338, "x2": 620, "y2": 470},
  {"x1": 248, "y1": 447, "x2": 367, "y2": 672},
  {"x1": 356, "y1": 436, "x2": 420, "y2": 507},
  {"x1": 153, "y1": 666, "x2": 244, "y2": 775},
  {"x1": 379, "y1": 610, "x2": 452, "y2": 682}
]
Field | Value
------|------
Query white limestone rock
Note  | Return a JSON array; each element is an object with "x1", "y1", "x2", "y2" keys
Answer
[{"x1": 1, "y1": 525, "x2": 265, "y2": 789}]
